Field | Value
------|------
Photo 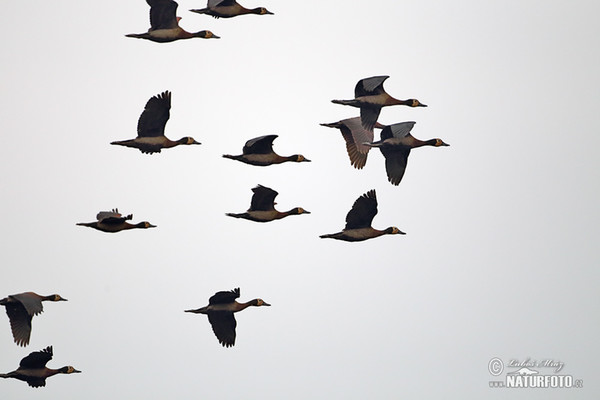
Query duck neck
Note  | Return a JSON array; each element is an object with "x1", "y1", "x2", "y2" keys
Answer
[
  {"x1": 387, "y1": 97, "x2": 413, "y2": 106},
  {"x1": 234, "y1": 300, "x2": 257, "y2": 312},
  {"x1": 412, "y1": 138, "x2": 438, "y2": 148}
]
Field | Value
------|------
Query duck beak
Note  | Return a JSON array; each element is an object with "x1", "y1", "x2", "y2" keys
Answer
[
  {"x1": 263, "y1": 302, "x2": 271, "y2": 306},
  {"x1": 212, "y1": 34, "x2": 221, "y2": 39},
  {"x1": 60, "y1": 298, "x2": 68, "y2": 302},
  {"x1": 418, "y1": 103, "x2": 428, "y2": 107},
  {"x1": 72, "y1": 369, "x2": 82, "y2": 373},
  {"x1": 303, "y1": 158, "x2": 311, "y2": 162}
]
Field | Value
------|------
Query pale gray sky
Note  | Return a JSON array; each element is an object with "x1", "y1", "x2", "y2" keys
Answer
[{"x1": 1, "y1": 1, "x2": 599, "y2": 399}]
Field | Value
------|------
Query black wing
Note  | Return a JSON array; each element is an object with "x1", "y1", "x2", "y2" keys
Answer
[
  {"x1": 27, "y1": 378, "x2": 47, "y2": 388},
  {"x1": 209, "y1": 288, "x2": 240, "y2": 305},
  {"x1": 147, "y1": 0, "x2": 179, "y2": 30},
  {"x1": 344, "y1": 190, "x2": 378, "y2": 230},
  {"x1": 20, "y1": 346, "x2": 53, "y2": 369},
  {"x1": 208, "y1": 311, "x2": 236, "y2": 347},
  {"x1": 4, "y1": 302, "x2": 33, "y2": 346},
  {"x1": 137, "y1": 91, "x2": 171, "y2": 138},
  {"x1": 249, "y1": 185, "x2": 278, "y2": 211},
  {"x1": 355, "y1": 76, "x2": 389, "y2": 97},
  {"x1": 209, "y1": 0, "x2": 236, "y2": 7},
  {"x1": 243, "y1": 135, "x2": 278, "y2": 155},
  {"x1": 359, "y1": 105, "x2": 382, "y2": 131},
  {"x1": 381, "y1": 147, "x2": 410, "y2": 186}
]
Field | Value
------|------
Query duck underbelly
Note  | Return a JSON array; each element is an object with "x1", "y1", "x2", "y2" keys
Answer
[
  {"x1": 147, "y1": 28, "x2": 183, "y2": 42},
  {"x1": 210, "y1": 5, "x2": 243, "y2": 17},
  {"x1": 240, "y1": 154, "x2": 279, "y2": 166},
  {"x1": 246, "y1": 210, "x2": 280, "y2": 222}
]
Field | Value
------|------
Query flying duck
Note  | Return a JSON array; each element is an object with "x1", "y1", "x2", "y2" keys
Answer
[{"x1": 185, "y1": 288, "x2": 270, "y2": 347}]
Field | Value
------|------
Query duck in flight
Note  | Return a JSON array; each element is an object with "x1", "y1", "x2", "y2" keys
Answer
[
  {"x1": 1, "y1": 293, "x2": 67, "y2": 347},
  {"x1": 226, "y1": 185, "x2": 310, "y2": 222},
  {"x1": 185, "y1": 288, "x2": 270, "y2": 347},
  {"x1": 126, "y1": 0, "x2": 220, "y2": 42},
  {"x1": 223, "y1": 135, "x2": 310, "y2": 166},
  {"x1": 320, "y1": 189, "x2": 405, "y2": 242},
  {"x1": 111, "y1": 91, "x2": 201, "y2": 154},
  {"x1": 190, "y1": 0, "x2": 273, "y2": 18},
  {"x1": 0, "y1": 346, "x2": 80, "y2": 388},
  {"x1": 76, "y1": 209, "x2": 156, "y2": 233},
  {"x1": 331, "y1": 76, "x2": 426, "y2": 130},
  {"x1": 364, "y1": 121, "x2": 449, "y2": 186}
]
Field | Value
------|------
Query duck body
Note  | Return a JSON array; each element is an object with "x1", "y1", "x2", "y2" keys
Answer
[
  {"x1": 126, "y1": 0, "x2": 219, "y2": 42},
  {"x1": 111, "y1": 136, "x2": 200, "y2": 154},
  {"x1": 185, "y1": 288, "x2": 270, "y2": 347},
  {"x1": 0, "y1": 346, "x2": 80, "y2": 387},
  {"x1": 320, "y1": 227, "x2": 402, "y2": 242},
  {"x1": 223, "y1": 135, "x2": 310, "y2": 166},
  {"x1": 1, "y1": 293, "x2": 67, "y2": 347},
  {"x1": 320, "y1": 189, "x2": 404, "y2": 242},
  {"x1": 226, "y1": 185, "x2": 310, "y2": 223},
  {"x1": 365, "y1": 122, "x2": 449, "y2": 186},
  {"x1": 111, "y1": 91, "x2": 201, "y2": 154},
  {"x1": 76, "y1": 209, "x2": 156, "y2": 233},
  {"x1": 331, "y1": 76, "x2": 426, "y2": 130},
  {"x1": 190, "y1": 0, "x2": 273, "y2": 18}
]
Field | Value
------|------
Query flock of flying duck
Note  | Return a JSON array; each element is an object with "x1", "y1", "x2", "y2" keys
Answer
[{"x1": 2, "y1": 0, "x2": 449, "y2": 388}]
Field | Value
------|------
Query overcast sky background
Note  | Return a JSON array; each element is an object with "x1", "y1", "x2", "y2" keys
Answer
[{"x1": 1, "y1": 1, "x2": 599, "y2": 399}]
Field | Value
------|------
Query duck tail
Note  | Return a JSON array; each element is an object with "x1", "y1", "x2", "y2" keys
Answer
[
  {"x1": 225, "y1": 213, "x2": 242, "y2": 218},
  {"x1": 331, "y1": 99, "x2": 357, "y2": 106},
  {"x1": 125, "y1": 33, "x2": 145, "y2": 39},
  {"x1": 319, "y1": 122, "x2": 340, "y2": 128},
  {"x1": 189, "y1": 8, "x2": 209, "y2": 15}
]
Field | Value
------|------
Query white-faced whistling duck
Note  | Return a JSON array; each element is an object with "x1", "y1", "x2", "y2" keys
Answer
[
  {"x1": 76, "y1": 209, "x2": 156, "y2": 233},
  {"x1": 1, "y1": 293, "x2": 67, "y2": 347},
  {"x1": 331, "y1": 76, "x2": 427, "y2": 130},
  {"x1": 185, "y1": 288, "x2": 270, "y2": 347},
  {"x1": 225, "y1": 185, "x2": 310, "y2": 222},
  {"x1": 111, "y1": 91, "x2": 201, "y2": 154},
  {"x1": 190, "y1": 0, "x2": 273, "y2": 18},
  {"x1": 126, "y1": 0, "x2": 219, "y2": 43},
  {"x1": 320, "y1": 117, "x2": 385, "y2": 169},
  {"x1": 226, "y1": 184, "x2": 310, "y2": 222},
  {"x1": 320, "y1": 189, "x2": 405, "y2": 242},
  {"x1": 0, "y1": 346, "x2": 80, "y2": 387},
  {"x1": 364, "y1": 121, "x2": 449, "y2": 186},
  {"x1": 222, "y1": 135, "x2": 310, "y2": 166}
]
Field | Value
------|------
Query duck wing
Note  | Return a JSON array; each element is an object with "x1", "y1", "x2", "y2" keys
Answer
[
  {"x1": 4, "y1": 301, "x2": 33, "y2": 346},
  {"x1": 147, "y1": 0, "x2": 179, "y2": 30},
  {"x1": 137, "y1": 91, "x2": 171, "y2": 138},
  {"x1": 354, "y1": 76, "x2": 389, "y2": 97},
  {"x1": 209, "y1": 288, "x2": 240, "y2": 305},
  {"x1": 359, "y1": 105, "x2": 382, "y2": 132},
  {"x1": 243, "y1": 135, "x2": 277, "y2": 155},
  {"x1": 208, "y1": 0, "x2": 235, "y2": 6},
  {"x1": 10, "y1": 293, "x2": 44, "y2": 315},
  {"x1": 19, "y1": 346, "x2": 53, "y2": 369},
  {"x1": 208, "y1": 311, "x2": 236, "y2": 347},
  {"x1": 249, "y1": 185, "x2": 278, "y2": 211},
  {"x1": 381, "y1": 147, "x2": 410, "y2": 186},
  {"x1": 344, "y1": 189, "x2": 378, "y2": 229},
  {"x1": 381, "y1": 121, "x2": 416, "y2": 140},
  {"x1": 97, "y1": 210, "x2": 131, "y2": 225}
]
